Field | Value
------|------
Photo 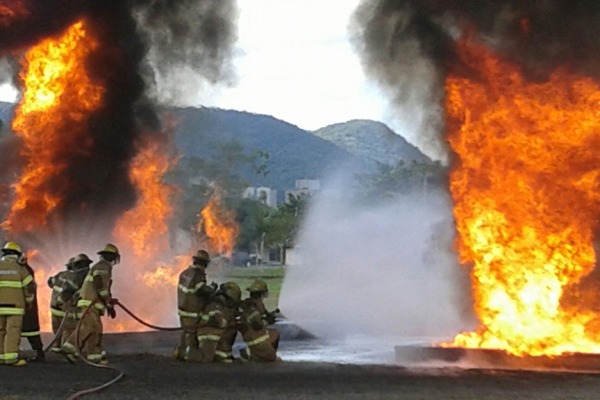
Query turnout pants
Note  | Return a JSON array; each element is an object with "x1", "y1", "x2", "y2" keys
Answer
[
  {"x1": 0, "y1": 314, "x2": 24, "y2": 365},
  {"x1": 215, "y1": 327, "x2": 237, "y2": 362},
  {"x1": 197, "y1": 327, "x2": 224, "y2": 363},
  {"x1": 177, "y1": 316, "x2": 200, "y2": 361},
  {"x1": 63, "y1": 308, "x2": 105, "y2": 363}
]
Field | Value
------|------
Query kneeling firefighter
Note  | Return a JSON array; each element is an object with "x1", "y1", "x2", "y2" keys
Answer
[{"x1": 61, "y1": 244, "x2": 120, "y2": 365}]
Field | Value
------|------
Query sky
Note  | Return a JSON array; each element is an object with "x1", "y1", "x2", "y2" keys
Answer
[{"x1": 0, "y1": 1, "x2": 428, "y2": 153}]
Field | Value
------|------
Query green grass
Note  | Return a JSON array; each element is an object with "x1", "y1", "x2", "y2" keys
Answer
[{"x1": 212, "y1": 266, "x2": 284, "y2": 311}]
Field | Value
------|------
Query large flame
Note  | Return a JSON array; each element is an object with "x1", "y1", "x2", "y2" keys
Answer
[
  {"x1": 446, "y1": 34, "x2": 600, "y2": 356},
  {"x1": 198, "y1": 190, "x2": 239, "y2": 258},
  {"x1": 3, "y1": 20, "x2": 104, "y2": 232}
]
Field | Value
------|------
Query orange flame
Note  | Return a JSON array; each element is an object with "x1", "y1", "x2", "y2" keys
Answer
[
  {"x1": 446, "y1": 34, "x2": 600, "y2": 356},
  {"x1": 113, "y1": 136, "x2": 178, "y2": 263},
  {"x1": 198, "y1": 191, "x2": 239, "y2": 258},
  {"x1": 3, "y1": 20, "x2": 104, "y2": 233}
]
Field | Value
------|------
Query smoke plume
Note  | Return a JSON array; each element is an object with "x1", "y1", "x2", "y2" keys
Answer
[
  {"x1": 0, "y1": 0, "x2": 237, "y2": 236},
  {"x1": 350, "y1": 0, "x2": 600, "y2": 161}
]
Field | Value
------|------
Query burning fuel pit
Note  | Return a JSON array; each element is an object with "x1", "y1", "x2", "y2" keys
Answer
[{"x1": 395, "y1": 345, "x2": 600, "y2": 373}]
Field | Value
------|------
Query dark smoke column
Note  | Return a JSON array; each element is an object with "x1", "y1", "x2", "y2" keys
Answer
[{"x1": 0, "y1": 0, "x2": 237, "y2": 239}]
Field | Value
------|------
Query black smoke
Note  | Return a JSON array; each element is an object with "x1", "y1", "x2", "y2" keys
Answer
[
  {"x1": 350, "y1": 0, "x2": 600, "y2": 159},
  {"x1": 0, "y1": 0, "x2": 237, "y2": 236}
]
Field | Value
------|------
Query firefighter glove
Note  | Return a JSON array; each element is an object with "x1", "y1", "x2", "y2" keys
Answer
[{"x1": 107, "y1": 306, "x2": 117, "y2": 319}]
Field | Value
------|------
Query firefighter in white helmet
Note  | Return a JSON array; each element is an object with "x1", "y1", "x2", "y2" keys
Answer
[
  {"x1": 0, "y1": 242, "x2": 35, "y2": 366},
  {"x1": 61, "y1": 244, "x2": 120, "y2": 365}
]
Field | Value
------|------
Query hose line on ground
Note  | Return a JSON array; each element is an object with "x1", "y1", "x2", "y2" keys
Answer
[
  {"x1": 64, "y1": 300, "x2": 181, "y2": 400},
  {"x1": 65, "y1": 302, "x2": 124, "y2": 400}
]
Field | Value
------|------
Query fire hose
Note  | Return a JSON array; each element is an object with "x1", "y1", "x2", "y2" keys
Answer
[{"x1": 64, "y1": 300, "x2": 182, "y2": 400}]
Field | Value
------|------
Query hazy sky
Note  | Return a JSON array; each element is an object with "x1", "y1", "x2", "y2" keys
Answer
[{"x1": 200, "y1": 0, "x2": 390, "y2": 131}]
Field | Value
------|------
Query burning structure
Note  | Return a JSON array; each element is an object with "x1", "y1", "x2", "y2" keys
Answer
[
  {"x1": 353, "y1": 0, "x2": 600, "y2": 360},
  {"x1": 0, "y1": 0, "x2": 239, "y2": 332}
]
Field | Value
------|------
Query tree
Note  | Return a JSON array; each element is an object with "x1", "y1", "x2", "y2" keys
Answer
[{"x1": 358, "y1": 160, "x2": 447, "y2": 200}]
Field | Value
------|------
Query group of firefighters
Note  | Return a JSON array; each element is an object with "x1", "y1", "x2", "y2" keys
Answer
[{"x1": 0, "y1": 241, "x2": 281, "y2": 367}]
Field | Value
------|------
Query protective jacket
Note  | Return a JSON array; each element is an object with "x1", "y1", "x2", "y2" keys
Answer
[
  {"x1": 20, "y1": 263, "x2": 41, "y2": 334},
  {"x1": 0, "y1": 255, "x2": 34, "y2": 315},
  {"x1": 177, "y1": 264, "x2": 213, "y2": 318},
  {"x1": 48, "y1": 270, "x2": 69, "y2": 316},
  {"x1": 197, "y1": 294, "x2": 228, "y2": 363},
  {"x1": 77, "y1": 259, "x2": 113, "y2": 314},
  {"x1": 238, "y1": 298, "x2": 277, "y2": 362}
]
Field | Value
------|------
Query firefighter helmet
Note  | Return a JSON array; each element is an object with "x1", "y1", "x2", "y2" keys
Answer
[
  {"x1": 220, "y1": 281, "x2": 241, "y2": 303},
  {"x1": 98, "y1": 243, "x2": 119, "y2": 256},
  {"x1": 193, "y1": 249, "x2": 210, "y2": 263},
  {"x1": 74, "y1": 253, "x2": 93, "y2": 265},
  {"x1": 2, "y1": 241, "x2": 22, "y2": 255},
  {"x1": 65, "y1": 257, "x2": 75, "y2": 270},
  {"x1": 246, "y1": 279, "x2": 268, "y2": 293}
]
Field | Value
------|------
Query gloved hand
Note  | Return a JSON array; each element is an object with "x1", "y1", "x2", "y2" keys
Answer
[
  {"x1": 209, "y1": 281, "x2": 218, "y2": 292},
  {"x1": 110, "y1": 298, "x2": 119, "y2": 305},
  {"x1": 107, "y1": 306, "x2": 117, "y2": 319},
  {"x1": 265, "y1": 313, "x2": 276, "y2": 325}
]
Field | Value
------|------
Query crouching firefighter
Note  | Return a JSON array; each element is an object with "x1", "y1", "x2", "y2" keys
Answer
[
  {"x1": 175, "y1": 249, "x2": 216, "y2": 361},
  {"x1": 61, "y1": 244, "x2": 120, "y2": 365},
  {"x1": 19, "y1": 255, "x2": 45, "y2": 362},
  {"x1": 238, "y1": 297, "x2": 279, "y2": 362},
  {"x1": 0, "y1": 242, "x2": 35, "y2": 366},
  {"x1": 245, "y1": 279, "x2": 280, "y2": 351},
  {"x1": 214, "y1": 281, "x2": 242, "y2": 363},
  {"x1": 196, "y1": 284, "x2": 234, "y2": 363}
]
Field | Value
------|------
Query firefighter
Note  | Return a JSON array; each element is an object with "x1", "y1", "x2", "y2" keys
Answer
[
  {"x1": 175, "y1": 249, "x2": 216, "y2": 362},
  {"x1": 237, "y1": 297, "x2": 278, "y2": 362},
  {"x1": 47, "y1": 257, "x2": 75, "y2": 350},
  {"x1": 61, "y1": 244, "x2": 120, "y2": 365},
  {"x1": 49, "y1": 254, "x2": 93, "y2": 352},
  {"x1": 214, "y1": 281, "x2": 242, "y2": 363},
  {"x1": 245, "y1": 279, "x2": 280, "y2": 351},
  {"x1": 18, "y1": 255, "x2": 45, "y2": 362},
  {"x1": 0, "y1": 242, "x2": 35, "y2": 366},
  {"x1": 196, "y1": 284, "x2": 231, "y2": 363}
]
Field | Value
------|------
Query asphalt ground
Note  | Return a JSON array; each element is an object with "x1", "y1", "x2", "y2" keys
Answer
[{"x1": 3, "y1": 331, "x2": 600, "y2": 400}]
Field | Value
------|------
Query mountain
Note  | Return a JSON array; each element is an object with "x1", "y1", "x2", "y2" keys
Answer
[
  {"x1": 0, "y1": 102, "x2": 373, "y2": 195},
  {"x1": 312, "y1": 119, "x2": 431, "y2": 166},
  {"x1": 170, "y1": 107, "x2": 373, "y2": 194}
]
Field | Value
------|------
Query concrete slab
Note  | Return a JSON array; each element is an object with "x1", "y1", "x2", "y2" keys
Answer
[{"x1": 395, "y1": 345, "x2": 600, "y2": 372}]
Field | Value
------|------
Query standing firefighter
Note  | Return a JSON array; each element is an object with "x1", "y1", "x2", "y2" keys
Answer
[
  {"x1": 175, "y1": 249, "x2": 216, "y2": 361},
  {"x1": 19, "y1": 255, "x2": 45, "y2": 362},
  {"x1": 47, "y1": 257, "x2": 75, "y2": 349},
  {"x1": 0, "y1": 242, "x2": 34, "y2": 366},
  {"x1": 238, "y1": 279, "x2": 280, "y2": 362},
  {"x1": 61, "y1": 244, "x2": 120, "y2": 365},
  {"x1": 48, "y1": 254, "x2": 92, "y2": 352}
]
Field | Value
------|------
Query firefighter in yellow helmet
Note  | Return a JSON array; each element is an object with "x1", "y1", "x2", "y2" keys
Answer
[
  {"x1": 61, "y1": 244, "x2": 120, "y2": 365},
  {"x1": 214, "y1": 281, "x2": 242, "y2": 363},
  {"x1": 0, "y1": 242, "x2": 35, "y2": 366},
  {"x1": 175, "y1": 249, "x2": 217, "y2": 361},
  {"x1": 196, "y1": 282, "x2": 240, "y2": 363},
  {"x1": 238, "y1": 279, "x2": 280, "y2": 362}
]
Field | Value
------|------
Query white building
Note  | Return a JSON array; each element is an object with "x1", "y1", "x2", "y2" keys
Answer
[
  {"x1": 243, "y1": 186, "x2": 277, "y2": 208},
  {"x1": 284, "y1": 179, "x2": 320, "y2": 203}
]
